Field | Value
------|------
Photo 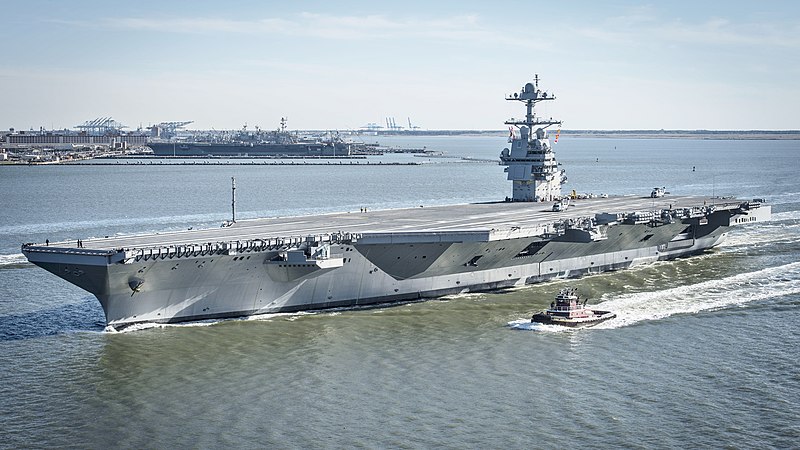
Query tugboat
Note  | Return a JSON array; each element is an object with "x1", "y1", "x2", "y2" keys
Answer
[{"x1": 531, "y1": 288, "x2": 616, "y2": 327}]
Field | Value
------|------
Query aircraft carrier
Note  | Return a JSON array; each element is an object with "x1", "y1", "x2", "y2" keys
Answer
[
  {"x1": 21, "y1": 77, "x2": 771, "y2": 330},
  {"x1": 146, "y1": 118, "x2": 353, "y2": 157}
]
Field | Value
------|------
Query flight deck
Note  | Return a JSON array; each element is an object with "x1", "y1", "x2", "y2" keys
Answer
[{"x1": 38, "y1": 194, "x2": 737, "y2": 253}]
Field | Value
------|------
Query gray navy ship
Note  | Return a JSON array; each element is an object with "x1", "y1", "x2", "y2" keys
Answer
[
  {"x1": 147, "y1": 118, "x2": 354, "y2": 157},
  {"x1": 22, "y1": 77, "x2": 770, "y2": 330}
]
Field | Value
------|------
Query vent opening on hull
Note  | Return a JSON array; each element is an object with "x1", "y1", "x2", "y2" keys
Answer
[
  {"x1": 465, "y1": 255, "x2": 483, "y2": 267},
  {"x1": 514, "y1": 240, "x2": 548, "y2": 258}
]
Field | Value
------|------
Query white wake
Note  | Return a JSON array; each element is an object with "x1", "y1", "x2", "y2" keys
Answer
[{"x1": 509, "y1": 261, "x2": 800, "y2": 331}]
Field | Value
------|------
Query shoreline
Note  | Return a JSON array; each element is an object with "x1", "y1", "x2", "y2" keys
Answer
[
  {"x1": 562, "y1": 131, "x2": 800, "y2": 140},
  {"x1": 2, "y1": 130, "x2": 798, "y2": 165},
  {"x1": 363, "y1": 130, "x2": 800, "y2": 139}
]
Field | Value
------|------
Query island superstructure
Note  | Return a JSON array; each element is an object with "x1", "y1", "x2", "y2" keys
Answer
[
  {"x1": 21, "y1": 77, "x2": 771, "y2": 330},
  {"x1": 501, "y1": 75, "x2": 565, "y2": 202}
]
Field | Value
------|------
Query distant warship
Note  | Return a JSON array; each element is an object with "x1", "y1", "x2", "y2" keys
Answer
[
  {"x1": 22, "y1": 76, "x2": 770, "y2": 330},
  {"x1": 147, "y1": 118, "x2": 353, "y2": 157}
]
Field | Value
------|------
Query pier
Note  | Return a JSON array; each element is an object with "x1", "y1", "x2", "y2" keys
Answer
[{"x1": 58, "y1": 160, "x2": 421, "y2": 166}]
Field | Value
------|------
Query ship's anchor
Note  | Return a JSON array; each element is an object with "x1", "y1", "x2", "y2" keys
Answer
[{"x1": 128, "y1": 277, "x2": 145, "y2": 296}]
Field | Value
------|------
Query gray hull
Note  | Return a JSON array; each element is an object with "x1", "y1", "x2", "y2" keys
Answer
[
  {"x1": 147, "y1": 141, "x2": 350, "y2": 157},
  {"x1": 22, "y1": 198, "x2": 769, "y2": 330}
]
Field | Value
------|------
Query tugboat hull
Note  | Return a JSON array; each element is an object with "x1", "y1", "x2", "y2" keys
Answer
[{"x1": 531, "y1": 310, "x2": 616, "y2": 328}]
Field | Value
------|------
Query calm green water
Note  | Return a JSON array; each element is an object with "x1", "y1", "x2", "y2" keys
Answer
[{"x1": 1, "y1": 137, "x2": 799, "y2": 448}]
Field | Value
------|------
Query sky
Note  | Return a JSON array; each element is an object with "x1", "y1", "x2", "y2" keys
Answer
[{"x1": 1, "y1": 0, "x2": 799, "y2": 131}]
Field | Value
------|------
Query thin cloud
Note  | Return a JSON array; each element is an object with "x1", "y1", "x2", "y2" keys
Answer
[
  {"x1": 105, "y1": 13, "x2": 482, "y2": 39},
  {"x1": 573, "y1": 14, "x2": 800, "y2": 49},
  {"x1": 110, "y1": 17, "x2": 294, "y2": 34},
  {"x1": 655, "y1": 18, "x2": 800, "y2": 48},
  {"x1": 92, "y1": 12, "x2": 546, "y2": 49}
]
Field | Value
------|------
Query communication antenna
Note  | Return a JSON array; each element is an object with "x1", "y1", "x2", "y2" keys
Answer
[{"x1": 231, "y1": 177, "x2": 237, "y2": 223}]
